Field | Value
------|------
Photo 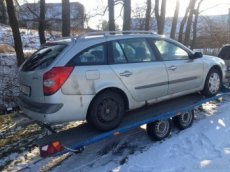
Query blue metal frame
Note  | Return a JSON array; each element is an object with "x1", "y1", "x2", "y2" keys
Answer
[{"x1": 52, "y1": 89, "x2": 230, "y2": 157}]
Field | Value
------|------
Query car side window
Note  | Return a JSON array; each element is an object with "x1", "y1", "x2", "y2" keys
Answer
[
  {"x1": 119, "y1": 38, "x2": 156, "y2": 63},
  {"x1": 69, "y1": 44, "x2": 106, "y2": 66},
  {"x1": 154, "y1": 40, "x2": 189, "y2": 61},
  {"x1": 112, "y1": 41, "x2": 127, "y2": 63}
]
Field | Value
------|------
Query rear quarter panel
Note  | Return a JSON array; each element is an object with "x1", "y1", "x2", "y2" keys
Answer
[{"x1": 61, "y1": 65, "x2": 144, "y2": 110}]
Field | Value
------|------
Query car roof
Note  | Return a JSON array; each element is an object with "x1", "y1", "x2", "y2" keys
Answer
[{"x1": 48, "y1": 31, "x2": 164, "y2": 44}]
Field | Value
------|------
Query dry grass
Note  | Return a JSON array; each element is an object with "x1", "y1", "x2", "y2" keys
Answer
[{"x1": 0, "y1": 44, "x2": 15, "y2": 53}]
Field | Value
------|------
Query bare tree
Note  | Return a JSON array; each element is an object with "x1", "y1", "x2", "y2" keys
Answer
[
  {"x1": 191, "y1": 0, "x2": 204, "y2": 50},
  {"x1": 178, "y1": 1, "x2": 191, "y2": 43},
  {"x1": 62, "y1": 0, "x2": 70, "y2": 37},
  {"x1": 132, "y1": 4, "x2": 146, "y2": 30},
  {"x1": 184, "y1": 0, "x2": 197, "y2": 46},
  {"x1": 195, "y1": 15, "x2": 228, "y2": 53},
  {"x1": 108, "y1": 0, "x2": 115, "y2": 31},
  {"x1": 123, "y1": 0, "x2": 131, "y2": 30},
  {"x1": 155, "y1": 0, "x2": 167, "y2": 34},
  {"x1": 170, "y1": 0, "x2": 180, "y2": 39},
  {"x1": 5, "y1": 0, "x2": 24, "y2": 66},
  {"x1": 0, "y1": 0, "x2": 7, "y2": 24},
  {"x1": 145, "y1": 0, "x2": 151, "y2": 30},
  {"x1": 39, "y1": 0, "x2": 46, "y2": 45}
]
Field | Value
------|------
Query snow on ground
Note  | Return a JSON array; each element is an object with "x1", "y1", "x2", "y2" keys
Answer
[
  {"x1": 0, "y1": 24, "x2": 61, "y2": 50},
  {"x1": 0, "y1": 24, "x2": 40, "y2": 50},
  {"x1": 1, "y1": 97, "x2": 230, "y2": 172},
  {"x1": 0, "y1": 53, "x2": 19, "y2": 110}
]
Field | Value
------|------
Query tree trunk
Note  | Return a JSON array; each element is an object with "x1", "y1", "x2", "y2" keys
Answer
[
  {"x1": 39, "y1": 0, "x2": 46, "y2": 45},
  {"x1": 191, "y1": 0, "x2": 204, "y2": 50},
  {"x1": 145, "y1": 0, "x2": 151, "y2": 31},
  {"x1": 108, "y1": 0, "x2": 115, "y2": 31},
  {"x1": 5, "y1": 0, "x2": 24, "y2": 66},
  {"x1": 0, "y1": 0, "x2": 7, "y2": 24},
  {"x1": 178, "y1": 1, "x2": 191, "y2": 43},
  {"x1": 155, "y1": 0, "x2": 160, "y2": 33},
  {"x1": 170, "y1": 0, "x2": 180, "y2": 39},
  {"x1": 184, "y1": 0, "x2": 197, "y2": 46},
  {"x1": 62, "y1": 0, "x2": 70, "y2": 37},
  {"x1": 123, "y1": 0, "x2": 131, "y2": 31},
  {"x1": 159, "y1": 0, "x2": 167, "y2": 34},
  {"x1": 155, "y1": 0, "x2": 167, "y2": 34}
]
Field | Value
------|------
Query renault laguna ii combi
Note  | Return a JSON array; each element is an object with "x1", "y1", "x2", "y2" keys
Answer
[{"x1": 18, "y1": 32, "x2": 226, "y2": 131}]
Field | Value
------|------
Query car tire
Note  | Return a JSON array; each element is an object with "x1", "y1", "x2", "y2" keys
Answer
[
  {"x1": 173, "y1": 111, "x2": 194, "y2": 130},
  {"x1": 147, "y1": 119, "x2": 171, "y2": 141},
  {"x1": 87, "y1": 91, "x2": 125, "y2": 131},
  {"x1": 202, "y1": 68, "x2": 221, "y2": 97}
]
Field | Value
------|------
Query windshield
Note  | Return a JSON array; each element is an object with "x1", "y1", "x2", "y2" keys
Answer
[{"x1": 21, "y1": 44, "x2": 67, "y2": 71}]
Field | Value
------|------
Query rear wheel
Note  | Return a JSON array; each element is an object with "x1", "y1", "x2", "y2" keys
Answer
[
  {"x1": 147, "y1": 119, "x2": 171, "y2": 141},
  {"x1": 87, "y1": 91, "x2": 125, "y2": 131},
  {"x1": 202, "y1": 68, "x2": 221, "y2": 97},
  {"x1": 173, "y1": 111, "x2": 194, "y2": 130}
]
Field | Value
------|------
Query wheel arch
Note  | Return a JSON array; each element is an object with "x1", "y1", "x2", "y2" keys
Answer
[
  {"x1": 209, "y1": 65, "x2": 223, "y2": 81},
  {"x1": 86, "y1": 87, "x2": 129, "y2": 121}
]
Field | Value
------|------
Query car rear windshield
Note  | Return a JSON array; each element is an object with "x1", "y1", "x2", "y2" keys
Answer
[
  {"x1": 218, "y1": 46, "x2": 230, "y2": 60},
  {"x1": 21, "y1": 44, "x2": 67, "y2": 71}
]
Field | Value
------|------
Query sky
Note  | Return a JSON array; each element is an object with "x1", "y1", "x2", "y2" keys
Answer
[{"x1": 19, "y1": 0, "x2": 230, "y2": 29}]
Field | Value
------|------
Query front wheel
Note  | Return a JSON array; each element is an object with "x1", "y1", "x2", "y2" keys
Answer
[
  {"x1": 202, "y1": 68, "x2": 221, "y2": 97},
  {"x1": 87, "y1": 91, "x2": 125, "y2": 131}
]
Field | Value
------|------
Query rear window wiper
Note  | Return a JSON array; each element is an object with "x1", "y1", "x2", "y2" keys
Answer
[{"x1": 23, "y1": 49, "x2": 52, "y2": 71}]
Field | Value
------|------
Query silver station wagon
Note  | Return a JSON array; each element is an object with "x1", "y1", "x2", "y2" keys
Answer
[{"x1": 18, "y1": 31, "x2": 226, "y2": 131}]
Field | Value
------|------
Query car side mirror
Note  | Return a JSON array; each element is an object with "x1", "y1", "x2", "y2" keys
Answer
[{"x1": 190, "y1": 52, "x2": 203, "y2": 59}]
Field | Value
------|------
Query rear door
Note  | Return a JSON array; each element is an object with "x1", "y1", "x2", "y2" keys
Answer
[
  {"x1": 19, "y1": 44, "x2": 67, "y2": 102},
  {"x1": 150, "y1": 39, "x2": 204, "y2": 94},
  {"x1": 109, "y1": 38, "x2": 168, "y2": 102}
]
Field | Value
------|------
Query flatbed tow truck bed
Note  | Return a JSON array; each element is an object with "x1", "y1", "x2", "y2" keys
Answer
[{"x1": 37, "y1": 87, "x2": 230, "y2": 157}]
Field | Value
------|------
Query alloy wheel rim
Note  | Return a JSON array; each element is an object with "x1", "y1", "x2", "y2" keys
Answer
[{"x1": 208, "y1": 73, "x2": 220, "y2": 94}]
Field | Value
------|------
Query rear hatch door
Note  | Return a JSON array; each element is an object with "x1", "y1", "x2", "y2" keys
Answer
[{"x1": 19, "y1": 43, "x2": 67, "y2": 103}]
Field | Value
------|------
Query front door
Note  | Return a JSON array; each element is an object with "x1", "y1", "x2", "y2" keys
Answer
[
  {"x1": 152, "y1": 39, "x2": 204, "y2": 94},
  {"x1": 109, "y1": 38, "x2": 169, "y2": 102}
]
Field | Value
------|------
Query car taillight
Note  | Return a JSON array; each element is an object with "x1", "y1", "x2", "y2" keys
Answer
[
  {"x1": 43, "y1": 67, "x2": 73, "y2": 96},
  {"x1": 40, "y1": 141, "x2": 63, "y2": 157}
]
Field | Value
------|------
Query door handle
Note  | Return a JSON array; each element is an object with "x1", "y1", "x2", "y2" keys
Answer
[
  {"x1": 119, "y1": 70, "x2": 133, "y2": 77},
  {"x1": 168, "y1": 65, "x2": 177, "y2": 71}
]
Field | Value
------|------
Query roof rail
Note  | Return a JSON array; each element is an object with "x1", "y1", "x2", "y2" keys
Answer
[{"x1": 76, "y1": 30, "x2": 157, "y2": 39}]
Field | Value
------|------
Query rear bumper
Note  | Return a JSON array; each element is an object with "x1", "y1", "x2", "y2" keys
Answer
[
  {"x1": 18, "y1": 96, "x2": 63, "y2": 114},
  {"x1": 17, "y1": 94, "x2": 94, "y2": 124}
]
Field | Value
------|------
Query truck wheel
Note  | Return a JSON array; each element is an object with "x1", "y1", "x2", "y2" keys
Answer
[
  {"x1": 88, "y1": 91, "x2": 124, "y2": 131},
  {"x1": 173, "y1": 111, "x2": 194, "y2": 130},
  {"x1": 147, "y1": 119, "x2": 171, "y2": 141},
  {"x1": 202, "y1": 68, "x2": 221, "y2": 97}
]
